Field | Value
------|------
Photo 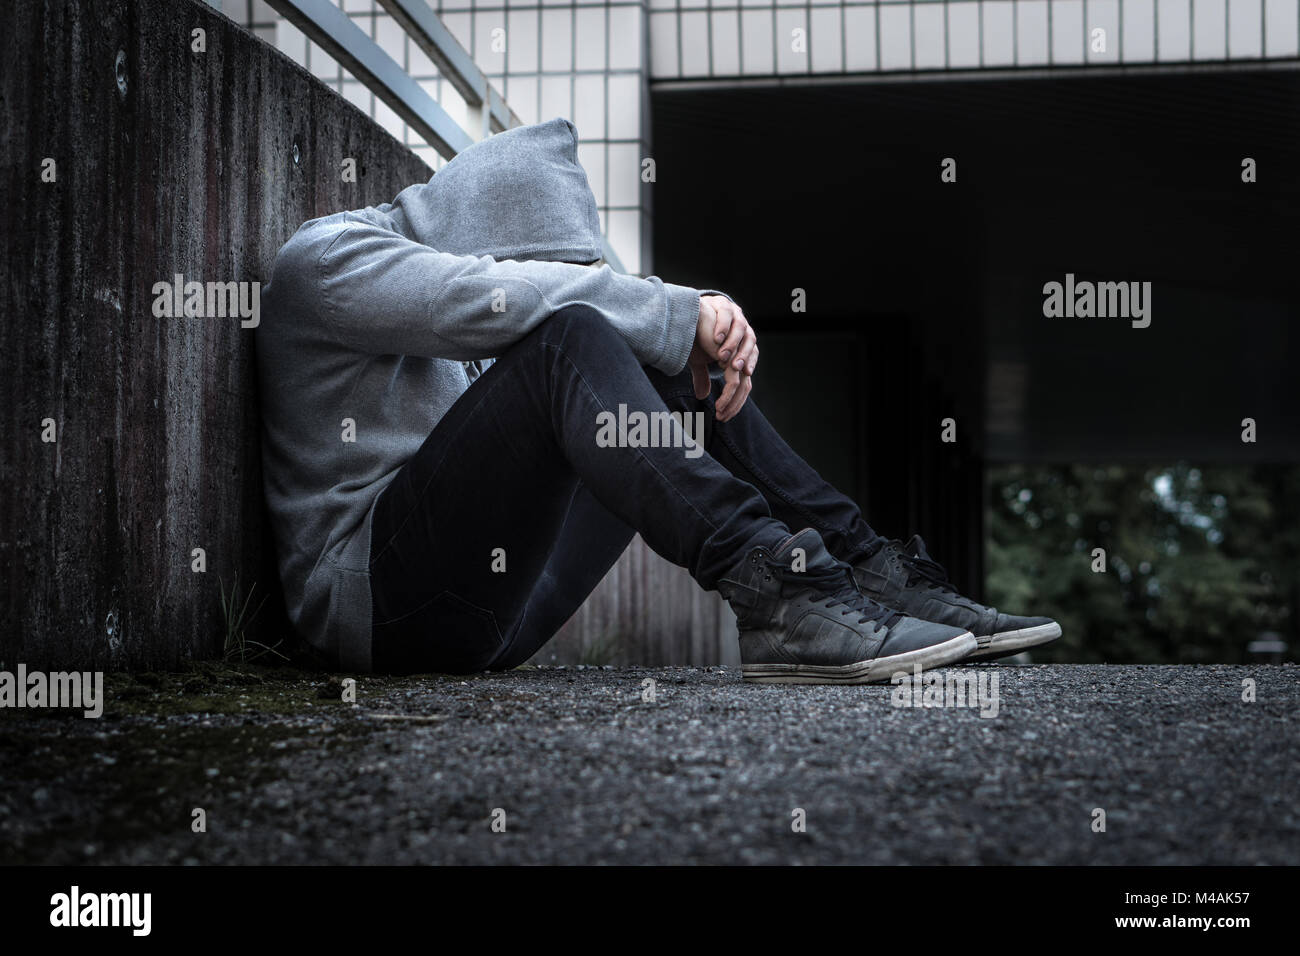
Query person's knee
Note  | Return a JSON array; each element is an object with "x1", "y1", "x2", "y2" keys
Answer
[
  {"x1": 534, "y1": 303, "x2": 628, "y2": 357},
  {"x1": 643, "y1": 365, "x2": 699, "y2": 403}
]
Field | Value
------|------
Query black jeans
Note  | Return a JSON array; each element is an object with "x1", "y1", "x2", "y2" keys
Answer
[{"x1": 368, "y1": 304, "x2": 883, "y2": 674}]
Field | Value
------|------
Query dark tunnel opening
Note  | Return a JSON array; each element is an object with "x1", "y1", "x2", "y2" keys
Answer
[{"x1": 652, "y1": 69, "x2": 1300, "y2": 598}]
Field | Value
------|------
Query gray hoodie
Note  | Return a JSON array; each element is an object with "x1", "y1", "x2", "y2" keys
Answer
[{"x1": 257, "y1": 118, "x2": 702, "y2": 671}]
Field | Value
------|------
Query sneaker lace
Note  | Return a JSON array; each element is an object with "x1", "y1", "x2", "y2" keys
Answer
[
  {"x1": 892, "y1": 543, "x2": 959, "y2": 596},
  {"x1": 762, "y1": 557, "x2": 902, "y2": 627}
]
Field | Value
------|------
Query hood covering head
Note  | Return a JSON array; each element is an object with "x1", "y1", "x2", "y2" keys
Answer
[{"x1": 386, "y1": 117, "x2": 604, "y2": 264}]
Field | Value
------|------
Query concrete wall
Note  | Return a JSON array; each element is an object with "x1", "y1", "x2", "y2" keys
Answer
[{"x1": 1, "y1": 0, "x2": 430, "y2": 669}]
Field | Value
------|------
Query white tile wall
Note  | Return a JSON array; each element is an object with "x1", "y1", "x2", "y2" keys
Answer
[
  {"x1": 229, "y1": 0, "x2": 1300, "y2": 272},
  {"x1": 949, "y1": 3, "x2": 982, "y2": 68},
  {"x1": 1088, "y1": 0, "x2": 1122, "y2": 63},
  {"x1": 1156, "y1": 0, "x2": 1192, "y2": 59},
  {"x1": 1051, "y1": 0, "x2": 1086, "y2": 64},
  {"x1": 642, "y1": 0, "x2": 1298, "y2": 77}
]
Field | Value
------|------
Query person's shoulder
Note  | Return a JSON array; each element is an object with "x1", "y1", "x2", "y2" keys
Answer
[
  {"x1": 261, "y1": 213, "x2": 349, "y2": 326},
  {"x1": 279, "y1": 210, "x2": 358, "y2": 258},
  {"x1": 270, "y1": 210, "x2": 371, "y2": 286}
]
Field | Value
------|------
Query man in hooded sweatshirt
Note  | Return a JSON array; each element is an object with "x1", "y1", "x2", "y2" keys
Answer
[{"x1": 257, "y1": 118, "x2": 1060, "y2": 683}]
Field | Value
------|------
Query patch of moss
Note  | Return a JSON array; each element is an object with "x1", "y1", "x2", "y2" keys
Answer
[
  {"x1": 100, "y1": 662, "x2": 338, "y2": 718},
  {"x1": 0, "y1": 718, "x2": 310, "y2": 864},
  {"x1": 0, "y1": 663, "x2": 484, "y2": 863}
]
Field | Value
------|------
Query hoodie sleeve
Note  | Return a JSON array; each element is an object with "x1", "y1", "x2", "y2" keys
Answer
[{"x1": 290, "y1": 217, "x2": 700, "y2": 375}]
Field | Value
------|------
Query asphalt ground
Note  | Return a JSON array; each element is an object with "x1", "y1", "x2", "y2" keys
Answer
[{"x1": 1, "y1": 663, "x2": 1296, "y2": 865}]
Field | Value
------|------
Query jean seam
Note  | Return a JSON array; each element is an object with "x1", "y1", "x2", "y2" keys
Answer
[
  {"x1": 716, "y1": 421, "x2": 839, "y2": 542},
  {"x1": 541, "y1": 340, "x2": 724, "y2": 542},
  {"x1": 372, "y1": 588, "x2": 505, "y2": 655}
]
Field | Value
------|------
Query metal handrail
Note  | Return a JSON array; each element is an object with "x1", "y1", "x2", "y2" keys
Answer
[
  {"x1": 267, "y1": 0, "x2": 480, "y2": 156},
  {"x1": 375, "y1": 0, "x2": 513, "y2": 139}
]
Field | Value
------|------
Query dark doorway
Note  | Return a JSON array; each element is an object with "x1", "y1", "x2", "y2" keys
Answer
[{"x1": 652, "y1": 69, "x2": 1300, "y2": 596}]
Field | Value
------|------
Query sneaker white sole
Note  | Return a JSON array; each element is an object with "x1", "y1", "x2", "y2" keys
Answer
[
  {"x1": 964, "y1": 621, "x2": 1062, "y2": 662},
  {"x1": 741, "y1": 631, "x2": 977, "y2": 685}
]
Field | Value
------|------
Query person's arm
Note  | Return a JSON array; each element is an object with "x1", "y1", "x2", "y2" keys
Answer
[{"x1": 278, "y1": 216, "x2": 701, "y2": 376}]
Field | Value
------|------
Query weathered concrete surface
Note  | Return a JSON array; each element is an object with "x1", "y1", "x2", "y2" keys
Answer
[
  {"x1": 0, "y1": 0, "x2": 431, "y2": 668},
  {"x1": 1, "y1": 664, "x2": 1295, "y2": 865}
]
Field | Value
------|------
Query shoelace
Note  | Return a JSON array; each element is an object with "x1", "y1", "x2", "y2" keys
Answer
[
  {"x1": 891, "y1": 543, "x2": 959, "y2": 596},
  {"x1": 762, "y1": 557, "x2": 902, "y2": 627}
]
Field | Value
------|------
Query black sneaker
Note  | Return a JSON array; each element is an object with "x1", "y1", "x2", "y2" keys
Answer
[
  {"x1": 852, "y1": 535, "x2": 1061, "y2": 663},
  {"x1": 719, "y1": 528, "x2": 976, "y2": 684}
]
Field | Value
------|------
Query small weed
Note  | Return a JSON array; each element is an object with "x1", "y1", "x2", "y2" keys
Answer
[
  {"x1": 219, "y1": 575, "x2": 285, "y2": 666},
  {"x1": 579, "y1": 629, "x2": 622, "y2": 666}
]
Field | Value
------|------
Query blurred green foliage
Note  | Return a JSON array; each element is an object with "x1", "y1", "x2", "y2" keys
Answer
[{"x1": 985, "y1": 463, "x2": 1300, "y2": 663}]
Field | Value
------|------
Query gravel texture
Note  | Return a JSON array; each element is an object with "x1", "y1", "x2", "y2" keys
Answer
[{"x1": 1, "y1": 663, "x2": 1296, "y2": 865}]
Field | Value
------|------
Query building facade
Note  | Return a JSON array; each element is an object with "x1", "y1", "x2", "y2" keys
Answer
[{"x1": 222, "y1": 0, "x2": 1300, "y2": 276}]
